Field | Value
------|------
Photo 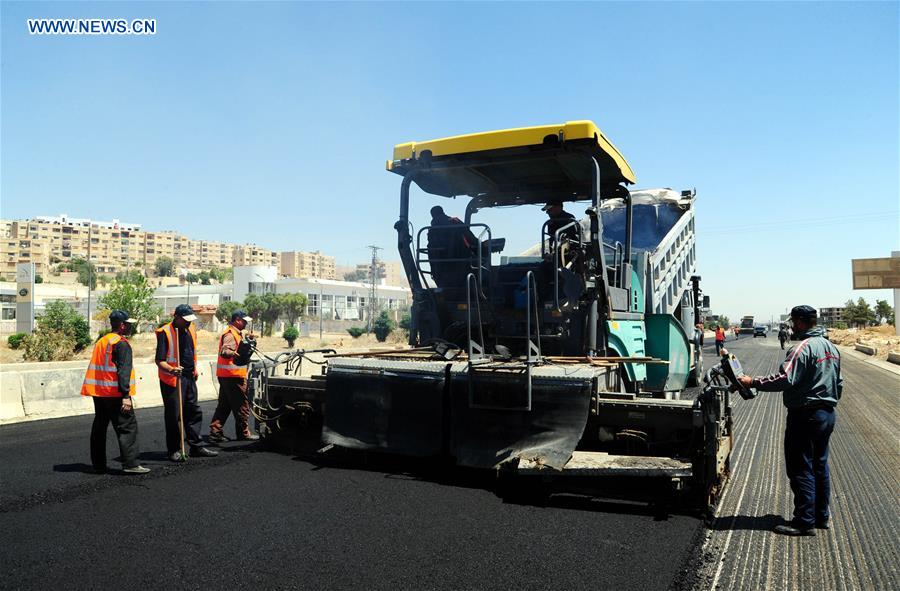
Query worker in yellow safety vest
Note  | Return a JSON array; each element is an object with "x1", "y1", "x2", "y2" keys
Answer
[
  {"x1": 208, "y1": 309, "x2": 258, "y2": 443},
  {"x1": 155, "y1": 304, "x2": 218, "y2": 462},
  {"x1": 81, "y1": 310, "x2": 150, "y2": 474}
]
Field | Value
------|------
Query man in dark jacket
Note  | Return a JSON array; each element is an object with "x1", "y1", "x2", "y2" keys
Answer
[
  {"x1": 156, "y1": 304, "x2": 218, "y2": 462},
  {"x1": 81, "y1": 311, "x2": 150, "y2": 474},
  {"x1": 427, "y1": 206, "x2": 477, "y2": 289},
  {"x1": 738, "y1": 305, "x2": 842, "y2": 536}
]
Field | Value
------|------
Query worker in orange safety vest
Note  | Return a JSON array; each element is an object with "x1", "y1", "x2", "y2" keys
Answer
[
  {"x1": 208, "y1": 309, "x2": 258, "y2": 443},
  {"x1": 155, "y1": 304, "x2": 218, "y2": 462},
  {"x1": 81, "y1": 310, "x2": 149, "y2": 474}
]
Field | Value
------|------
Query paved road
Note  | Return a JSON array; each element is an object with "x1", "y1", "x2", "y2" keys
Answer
[
  {"x1": 0, "y1": 400, "x2": 698, "y2": 590},
  {"x1": 682, "y1": 335, "x2": 900, "y2": 591},
  {"x1": 1, "y1": 337, "x2": 896, "y2": 590}
]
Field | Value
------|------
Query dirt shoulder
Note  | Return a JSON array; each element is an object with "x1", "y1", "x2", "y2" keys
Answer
[{"x1": 827, "y1": 325, "x2": 899, "y2": 361}]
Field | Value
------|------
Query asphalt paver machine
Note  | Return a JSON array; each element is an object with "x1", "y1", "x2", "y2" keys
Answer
[{"x1": 252, "y1": 121, "x2": 735, "y2": 512}]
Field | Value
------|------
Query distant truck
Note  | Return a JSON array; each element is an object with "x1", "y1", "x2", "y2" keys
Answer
[{"x1": 739, "y1": 316, "x2": 755, "y2": 335}]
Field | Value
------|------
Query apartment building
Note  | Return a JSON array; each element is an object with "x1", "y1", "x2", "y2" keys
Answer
[
  {"x1": 233, "y1": 244, "x2": 279, "y2": 267},
  {"x1": 280, "y1": 250, "x2": 337, "y2": 279},
  {"x1": 819, "y1": 306, "x2": 846, "y2": 327},
  {"x1": 0, "y1": 214, "x2": 328, "y2": 283}
]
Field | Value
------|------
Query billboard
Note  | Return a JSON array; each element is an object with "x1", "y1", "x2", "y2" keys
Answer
[{"x1": 852, "y1": 257, "x2": 900, "y2": 289}]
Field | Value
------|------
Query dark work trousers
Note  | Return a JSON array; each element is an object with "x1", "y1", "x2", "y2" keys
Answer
[
  {"x1": 210, "y1": 377, "x2": 252, "y2": 438},
  {"x1": 91, "y1": 397, "x2": 139, "y2": 471},
  {"x1": 715, "y1": 339, "x2": 725, "y2": 356},
  {"x1": 784, "y1": 406, "x2": 837, "y2": 527},
  {"x1": 160, "y1": 375, "x2": 204, "y2": 454}
]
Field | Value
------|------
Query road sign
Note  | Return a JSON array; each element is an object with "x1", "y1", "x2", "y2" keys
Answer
[
  {"x1": 851, "y1": 256, "x2": 900, "y2": 289},
  {"x1": 16, "y1": 262, "x2": 35, "y2": 333}
]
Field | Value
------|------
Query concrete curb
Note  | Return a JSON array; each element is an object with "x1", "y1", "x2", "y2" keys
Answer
[
  {"x1": 855, "y1": 342, "x2": 877, "y2": 356},
  {"x1": 0, "y1": 344, "x2": 404, "y2": 425},
  {"x1": 837, "y1": 345, "x2": 900, "y2": 377},
  {"x1": 0, "y1": 356, "x2": 221, "y2": 425},
  {"x1": 888, "y1": 352, "x2": 900, "y2": 366}
]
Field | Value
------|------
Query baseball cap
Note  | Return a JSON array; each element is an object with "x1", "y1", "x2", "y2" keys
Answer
[
  {"x1": 109, "y1": 310, "x2": 137, "y2": 325},
  {"x1": 174, "y1": 303, "x2": 197, "y2": 322},
  {"x1": 542, "y1": 200, "x2": 563, "y2": 211},
  {"x1": 230, "y1": 309, "x2": 252, "y2": 322},
  {"x1": 790, "y1": 305, "x2": 817, "y2": 321}
]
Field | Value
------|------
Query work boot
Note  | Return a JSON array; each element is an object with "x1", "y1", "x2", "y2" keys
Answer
[
  {"x1": 816, "y1": 519, "x2": 830, "y2": 530},
  {"x1": 208, "y1": 432, "x2": 230, "y2": 444},
  {"x1": 237, "y1": 432, "x2": 259, "y2": 441},
  {"x1": 190, "y1": 446, "x2": 219, "y2": 458},
  {"x1": 169, "y1": 451, "x2": 187, "y2": 463},
  {"x1": 774, "y1": 521, "x2": 815, "y2": 536},
  {"x1": 123, "y1": 465, "x2": 151, "y2": 474}
]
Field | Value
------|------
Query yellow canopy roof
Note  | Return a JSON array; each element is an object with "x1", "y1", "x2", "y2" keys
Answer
[{"x1": 387, "y1": 121, "x2": 636, "y2": 202}]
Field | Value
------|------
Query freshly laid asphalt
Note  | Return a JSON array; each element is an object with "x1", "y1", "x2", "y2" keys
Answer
[{"x1": 1, "y1": 335, "x2": 897, "y2": 590}]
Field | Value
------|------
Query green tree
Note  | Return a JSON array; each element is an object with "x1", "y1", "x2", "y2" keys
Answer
[
  {"x1": 116, "y1": 269, "x2": 144, "y2": 283},
  {"x1": 875, "y1": 299, "x2": 895, "y2": 325},
  {"x1": 62, "y1": 258, "x2": 96, "y2": 289},
  {"x1": 243, "y1": 294, "x2": 268, "y2": 335},
  {"x1": 260, "y1": 292, "x2": 283, "y2": 336},
  {"x1": 280, "y1": 293, "x2": 308, "y2": 327},
  {"x1": 373, "y1": 310, "x2": 396, "y2": 342},
  {"x1": 215, "y1": 300, "x2": 243, "y2": 323},
  {"x1": 185, "y1": 272, "x2": 200, "y2": 285},
  {"x1": 845, "y1": 297, "x2": 876, "y2": 328},
  {"x1": 198, "y1": 270, "x2": 211, "y2": 285},
  {"x1": 154, "y1": 256, "x2": 175, "y2": 277},
  {"x1": 704, "y1": 315, "x2": 729, "y2": 331},
  {"x1": 34, "y1": 274, "x2": 43, "y2": 284},
  {"x1": 98, "y1": 273, "x2": 162, "y2": 329}
]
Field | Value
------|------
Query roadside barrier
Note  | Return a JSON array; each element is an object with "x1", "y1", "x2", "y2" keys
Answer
[
  {"x1": 0, "y1": 357, "x2": 219, "y2": 424},
  {"x1": 854, "y1": 342, "x2": 877, "y2": 356},
  {"x1": 887, "y1": 351, "x2": 900, "y2": 365}
]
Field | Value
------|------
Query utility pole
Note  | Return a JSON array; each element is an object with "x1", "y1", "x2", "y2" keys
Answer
[
  {"x1": 86, "y1": 223, "x2": 92, "y2": 331},
  {"x1": 366, "y1": 245, "x2": 382, "y2": 333}
]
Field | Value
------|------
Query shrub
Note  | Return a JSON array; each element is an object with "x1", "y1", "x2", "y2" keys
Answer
[
  {"x1": 23, "y1": 330, "x2": 76, "y2": 362},
  {"x1": 373, "y1": 311, "x2": 395, "y2": 343},
  {"x1": 96, "y1": 328, "x2": 112, "y2": 341},
  {"x1": 347, "y1": 327, "x2": 366, "y2": 338},
  {"x1": 283, "y1": 326, "x2": 299, "y2": 347},
  {"x1": 7, "y1": 333, "x2": 27, "y2": 350},
  {"x1": 37, "y1": 300, "x2": 92, "y2": 352},
  {"x1": 399, "y1": 312, "x2": 411, "y2": 331}
]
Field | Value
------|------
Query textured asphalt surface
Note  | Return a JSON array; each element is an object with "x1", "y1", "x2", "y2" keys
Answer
[
  {"x1": 681, "y1": 335, "x2": 900, "y2": 591},
  {"x1": 2, "y1": 336, "x2": 896, "y2": 590}
]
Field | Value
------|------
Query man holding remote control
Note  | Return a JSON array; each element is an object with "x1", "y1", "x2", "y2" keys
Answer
[{"x1": 737, "y1": 305, "x2": 843, "y2": 536}]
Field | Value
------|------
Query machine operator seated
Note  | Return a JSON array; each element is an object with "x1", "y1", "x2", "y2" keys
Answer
[
  {"x1": 427, "y1": 206, "x2": 478, "y2": 290},
  {"x1": 542, "y1": 200, "x2": 582, "y2": 270}
]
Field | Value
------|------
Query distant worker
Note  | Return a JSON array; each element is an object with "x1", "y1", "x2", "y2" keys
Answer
[
  {"x1": 715, "y1": 325, "x2": 726, "y2": 355},
  {"x1": 778, "y1": 325, "x2": 789, "y2": 350},
  {"x1": 543, "y1": 200, "x2": 578, "y2": 246},
  {"x1": 81, "y1": 311, "x2": 150, "y2": 475},
  {"x1": 695, "y1": 323, "x2": 705, "y2": 347},
  {"x1": 738, "y1": 305, "x2": 842, "y2": 536},
  {"x1": 208, "y1": 310, "x2": 258, "y2": 444},
  {"x1": 156, "y1": 304, "x2": 218, "y2": 462},
  {"x1": 427, "y1": 206, "x2": 477, "y2": 288},
  {"x1": 733, "y1": 326, "x2": 740, "y2": 340}
]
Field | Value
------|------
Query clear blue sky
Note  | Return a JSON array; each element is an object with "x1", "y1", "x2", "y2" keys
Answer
[{"x1": 2, "y1": 1, "x2": 897, "y2": 321}]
